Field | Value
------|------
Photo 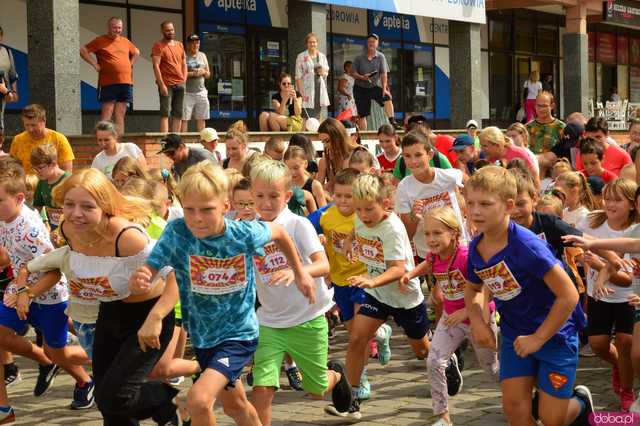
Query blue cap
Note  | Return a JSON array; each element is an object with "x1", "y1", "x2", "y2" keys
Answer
[{"x1": 450, "y1": 134, "x2": 474, "y2": 151}]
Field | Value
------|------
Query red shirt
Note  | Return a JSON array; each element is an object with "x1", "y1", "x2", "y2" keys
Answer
[
  {"x1": 151, "y1": 40, "x2": 186, "y2": 86},
  {"x1": 575, "y1": 141, "x2": 631, "y2": 177},
  {"x1": 434, "y1": 134, "x2": 457, "y2": 165},
  {"x1": 85, "y1": 35, "x2": 137, "y2": 86},
  {"x1": 580, "y1": 169, "x2": 616, "y2": 183},
  {"x1": 377, "y1": 151, "x2": 401, "y2": 171}
]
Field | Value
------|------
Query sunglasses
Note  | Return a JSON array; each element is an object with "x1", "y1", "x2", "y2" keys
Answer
[{"x1": 281, "y1": 82, "x2": 292, "y2": 86}]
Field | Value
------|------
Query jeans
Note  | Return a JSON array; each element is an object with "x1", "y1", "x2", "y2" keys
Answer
[{"x1": 93, "y1": 297, "x2": 176, "y2": 426}]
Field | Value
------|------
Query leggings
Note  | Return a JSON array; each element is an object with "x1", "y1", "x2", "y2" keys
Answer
[
  {"x1": 426, "y1": 311, "x2": 500, "y2": 415},
  {"x1": 93, "y1": 297, "x2": 176, "y2": 426}
]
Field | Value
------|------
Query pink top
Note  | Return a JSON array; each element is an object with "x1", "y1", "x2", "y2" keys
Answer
[
  {"x1": 503, "y1": 144, "x2": 536, "y2": 173},
  {"x1": 575, "y1": 141, "x2": 631, "y2": 177},
  {"x1": 431, "y1": 245, "x2": 495, "y2": 322}
]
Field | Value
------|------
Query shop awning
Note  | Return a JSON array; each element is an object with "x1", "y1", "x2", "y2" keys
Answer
[{"x1": 305, "y1": 0, "x2": 486, "y2": 24}]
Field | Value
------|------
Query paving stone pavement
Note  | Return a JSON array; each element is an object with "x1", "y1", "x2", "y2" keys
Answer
[{"x1": 6, "y1": 325, "x2": 619, "y2": 425}]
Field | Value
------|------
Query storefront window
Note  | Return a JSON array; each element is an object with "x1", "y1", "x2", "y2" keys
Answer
[
  {"x1": 489, "y1": 18, "x2": 511, "y2": 50},
  {"x1": 514, "y1": 17, "x2": 535, "y2": 52},
  {"x1": 537, "y1": 23, "x2": 557, "y2": 55},
  {"x1": 255, "y1": 34, "x2": 288, "y2": 111},
  {"x1": 403, "y1": 44, "x2": 434, "y2": 116},
  {"x1": 200, "y1": 26, "x2": 247, "y2": 119},
  {"x1": 630, "y1": 67, "x2": 640, "y2": 102},
  {"x1": 378, "y1": 41, "x2": 401, "y2": 115},
  {"x1": 489, "y1": 52, "x2": 513, "y2": 124}
]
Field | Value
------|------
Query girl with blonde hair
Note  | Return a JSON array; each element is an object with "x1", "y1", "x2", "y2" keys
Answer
[
  {"x1": 555, "y1": 171, "x2": 598, "y2": 229},
  {"x1": 523, "y1": 70, "x2": 542, "y2": 122},
  {"x1": 111, "y1": 155, "x2": 149, "y2": 189},
  {"x1": 223, "y1": 128, "x2": 252, "y2": 172}
]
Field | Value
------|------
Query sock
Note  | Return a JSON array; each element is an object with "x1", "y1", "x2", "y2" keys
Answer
[
  {"x1": 574, "y1": 396, "x2": 586, "y2": 416},
  {"x1": 285, "y1": 361, "x2": 297, "y2": 370},
  {"x1": 3, "y1": 363, "x2": 16, "y2": 375}
]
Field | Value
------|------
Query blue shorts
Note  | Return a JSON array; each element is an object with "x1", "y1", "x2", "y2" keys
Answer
[
  {"x1": 333, "y1": 284, "x2": 366, "y2": 322},
  {"x1": 72, "y1": 320, "x2": 96, "y2": 360},
  {"x1": 98, "y1": 83, "x2": 133, "y2": 103},
  {"x1": 0, "y1": 301, "x2": 69, "y2": 349},
  {"x1": 358, "y1": 293, "x2": 429, "y2": 339},
  {"x1": 195, "y1": 339, "x2": 258, "y2": 387},
  {"x1": 500, "y1": 334, "x2": 579, "y2": 398}
]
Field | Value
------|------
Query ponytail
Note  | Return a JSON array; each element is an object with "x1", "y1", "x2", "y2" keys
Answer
[{"x1": 576, "y1": 173, "x2": 598, "y2": 211}]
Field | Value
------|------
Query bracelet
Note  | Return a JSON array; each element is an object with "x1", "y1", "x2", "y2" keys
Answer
[{"x1": 16, "y1": 286, "x2": 28, "y2": 295}]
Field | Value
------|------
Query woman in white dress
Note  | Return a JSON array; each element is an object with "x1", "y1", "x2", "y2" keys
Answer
[{"x1": 295, "y1": 32, "x2": 330, "y2": 121}]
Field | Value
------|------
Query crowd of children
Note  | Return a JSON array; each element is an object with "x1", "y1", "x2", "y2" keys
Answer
[{"x1": 1, "y1": 102, "x2": 640, "y2": 426}]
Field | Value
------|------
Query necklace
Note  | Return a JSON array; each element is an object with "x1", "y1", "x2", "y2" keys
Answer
[{"x1": 76, "y1": 233, "x2": 104, "y2": 248}]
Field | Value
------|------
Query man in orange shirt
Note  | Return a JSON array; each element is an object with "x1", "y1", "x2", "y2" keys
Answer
[
  {"x1": 80, "y1": 17, "x2": 140, "y2": 135},
  {"x1": 152, "y1": 21, "x2": 187, "y2": 133}
]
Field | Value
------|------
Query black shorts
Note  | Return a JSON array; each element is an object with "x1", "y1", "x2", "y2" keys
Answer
[
  {"x1": 358, "y1": 293, "x2": 429, "y2": 339},
  {"x1": 98, "y1": 83, "x2": 133, "y2": 103},
  {"x1": 353, "y1": 85, "x2": 391, "y2": 118},
  {"x1": 586, "y1": 296, "x2": 634, "y2": 336}
]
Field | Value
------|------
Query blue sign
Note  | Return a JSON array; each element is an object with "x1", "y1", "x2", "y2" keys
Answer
[
  {"x1": 368, "y1": 10, "x2": 420, "y2": 42},
  {"x1": 198, "y1": 0, "x2": 272, "y2": 26},
  {"x1": 332, "y1": 35, "x2": 367, "y2": 46},
  {"x1": 200, "y1": 22, "x2": 246, "y2": 35}
]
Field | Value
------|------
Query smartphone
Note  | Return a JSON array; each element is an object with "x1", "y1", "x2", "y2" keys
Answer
[{"x1": 367, "y1": 71, "x2": 378, "y2": 78}]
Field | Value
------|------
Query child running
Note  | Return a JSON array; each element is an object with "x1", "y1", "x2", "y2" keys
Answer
[
  {"x1": 401, "y1": 206, "x2": 499, "y2": 426},
  {"x1": 133, "y1": 161, "x2": 316, "y2": 425},
  {"x1": 554, "y1": 171, "x2": 598, "y2": 230},
  {"x1": 464, "y1": 166, "x2": 593, "y2": 426}
]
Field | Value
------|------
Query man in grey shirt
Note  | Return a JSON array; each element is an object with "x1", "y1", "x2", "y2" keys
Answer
[
  {"x1": 351, "y1": 33, "x2": 399, "y2": 131},
  {"x1": 181, "y1": 33, "x2": 210, "y2": 132},
  {"x1": 158, "y1": 133, "x2": 216, "y2": 179}
]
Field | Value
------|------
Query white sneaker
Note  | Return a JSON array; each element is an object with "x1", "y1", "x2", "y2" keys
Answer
[
  {"x1": 430, "y1": 418, "x2": 452, "y2": 426},
  {"x1": 579, "y1": 344, "x2": 596, "y2": 357},
  {"x1": 630, "y1": 394, "x2": 640, "y2": 413}
]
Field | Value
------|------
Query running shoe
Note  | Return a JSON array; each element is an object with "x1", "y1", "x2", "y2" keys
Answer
[
  {"x1": 571, "y1": 385, "x2": 594, "y2": 426},
  {"x1": 430, "y1": 418, "x2": 452, "y2": 426},
  {"x1": 454, "y1": 344, "x2": 466, "y2": 372},
  {"x1": 357, "y1": 370, "x2": 370, "y2": 401},
  {"x1": 246, "y1": 370, "x2": 254, "y2": 387},
  {"x1": 445, "y1": 353, "x2": 463, "y2": 396},
  {"x1": 579, "y1": 343, "x2": 596, "y2": 357},
  {"x1": 168, "y1": 376, "x2": 185, "y2": 386},
  {"x1": 621, "y1": 388, "x2": 635, "y2": 412},
  {"x1": 285, "y1": 366, "x2": 304, "y2": 391},
  {"x1": 327, "y1": 360, "x2": 352, "y2": 413},
  {"x1": 3, "y1": 364, "x2": 20, "y2": 388},
  {"x1": 375, "y1": 324, "x2": 392, "y2": 366},
  {"x1": 34, "y1": 363, "x2": 61, "y2": 397},
  {"x1": 0, "y1": 407, "x2": 14, "y2": 425},
  {"x1": 70, "y1": 379, "x2": 95, "y2": 410}
]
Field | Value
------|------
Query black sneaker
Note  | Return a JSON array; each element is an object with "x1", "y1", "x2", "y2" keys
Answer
[
  {"x1": 327, "y1": 360, "x2": 352, "y2": 413},
  {"x1": 34, "y1": 364, "x2": 61, "y2": 397},
  {"x1": 246, "y1": 370, "x2": 254, "y2": 387},
  {"x1": 454, "y1": 345, "x2": 465, "y2": 372},
  {"x1": 445, "y1": 353, "x2": 463, "y2": 396},
  {"x1": 532, "y1": 389, "x2": 539, "y2": 421},
  {"x1": 285, "y1": 366, "x2": 303, "y2": 391},
  {"x1": 571, "y1": 385, "x2": 594, "y2": 426},
  {"x1": 346, "y1": 398, "x2": 362, "y2": 422},
  {"x1": 4, "y1": 364, "x2": 20, "y2": 388},
  {"x1": 70, "y1": 378, "x2": 94, "y2": 410}
]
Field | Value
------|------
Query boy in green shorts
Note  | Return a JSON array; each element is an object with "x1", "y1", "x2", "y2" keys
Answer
[{"x1": 249, "y1": 160, "x2": 352, "y2": 426}]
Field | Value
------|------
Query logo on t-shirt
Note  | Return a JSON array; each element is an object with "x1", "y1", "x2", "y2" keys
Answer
[
  {"x1": 475, "y1": 261, "x2": 522, "y2": 301},
  {"x1": 254, "y1": 242, "x2": 289, "y2": 279},
  {"x1": 415, "y1": 191, "x2": 453, "y2": 214},
  {"x1": 69, "y1": 276, "x2": 117, "y2": 304},
  {"x1": 434, "y1": 269, "x2": 466, "y2": 301},
  {"x1": 331, "y1": 230, "x2": 350, "y2": 254},
  {"x1": 189, "y1": 254, "x2": 247, "y2": 295},
  {"x1": 355, "y1": 235, "x2": 385, "y2": 269}
]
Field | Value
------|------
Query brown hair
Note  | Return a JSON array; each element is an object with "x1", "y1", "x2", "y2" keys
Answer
[
  {"x1": 377, "y1": 124, "x2": 400, "y2": 146},
  {"x1": 283, "y1": 146, "x2": 308, "y2": 162},
  {"x1": 318, "y1": 118, "x2": 358, "y2": 179},
  {"x1": 0, "y1": 157, "x2": 26, "y2": 195},
  {"x1": 335, "y1": 167, "x2": 360, "y2": 186},
  {"x1": 348, "y1": 146, "x2": 375, "y2": 168},
  {"x1": 265, "y1": 136, "x2": 285, "y2": 155},
  {"x1": 30, "y1": 144, "x2": 58, "y2": 167},
  {"x1": 588, "y1": 178, "x2": 639, "y2": 229},
  {"x1": 555, "y1": 171, "x2": 597, "y2": 211},
  {"x1": 232, "y1": 177, "x2": 252, "y2": 195},
  {"x1": 112, "y1": 156, "x2": 149, "y2": 181},
  {"x1": 305, "y1": 32, "x2": 317, "y2": 44},
  {"x1": 22, "y1": 104, "x2": 46, "y2": 122}
]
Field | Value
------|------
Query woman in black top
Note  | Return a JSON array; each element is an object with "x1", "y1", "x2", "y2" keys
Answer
[{"x1": 258, "y1": 73, "x2": 303, "y2": 131}]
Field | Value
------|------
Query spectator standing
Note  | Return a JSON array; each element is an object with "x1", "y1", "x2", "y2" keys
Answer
[
  {"x1": 336, "y1": 61, "x2": 357, "y2": 117},
  {"x1": 295, "y1": 32, "x2": 330, "y2": 122},
  {"x1": 80, "y1": 17, "x2": 140, "y2": 135},
  {"x1": 351, "y1": 33, "x2": 400, "y2": 131},
  {"x1": 181, "y1": 33, "x2": 210, "y2": 132},
  {"x1": 523, "y1": 71, "x2": 542, "y2": 122},
  {"x1": 157, "y1": 133, "x2": 211, "y2": 180},
  {"x1": 0, "y1": 26, "x2": 18, "y2": 147},
  {"x1": 10, "y1": 104, "x2": 74, "y2": 173},
  {"x1": 527, "y1": 91, "x2": 566, "y2": 175},
  {"x1": 152, "y1": 21, "x2": 186, "y2": 133},
  {"x1": 90, "y1": 120, "x2": 146, "y2": 178}
]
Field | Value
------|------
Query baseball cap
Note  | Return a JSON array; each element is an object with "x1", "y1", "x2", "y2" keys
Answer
[
  {"x1": 367, "y1": 33, "x2": 379, "y2": 41},
  {"x1": 450, "y1": 134, "x2": 474, "y2": 151},
  {"x1": 200, "y1": 127, "x2": 218, "y2": 143},
  {"x1": 407, "y1": 114, "x2": 428, "y2": 126},
  {"x1": 186, "y1": 33, "x2": 200, "y2": 42},
  {"x1": 466, "y1": 119, "x2": 479, "y2": 129},
  {"x1": 587, "y1": 176, "x2": 605, "y2": 196},
  {"x1": 158, "y1": 133, "x2": 183, "y2": 155}
]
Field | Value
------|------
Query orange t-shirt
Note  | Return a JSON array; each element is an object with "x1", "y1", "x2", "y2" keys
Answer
[
  {"x1": 85, "y1": 35, "x2": 137, "y2": 86},
  {"x1": 151, "y1": 40, "x2": 186, "y2": 86}
]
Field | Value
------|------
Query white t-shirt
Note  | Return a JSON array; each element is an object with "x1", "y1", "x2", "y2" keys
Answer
[
  {"x1": 525, "y1": 147, "x2": 540, "y2": 176},
  {"x1": 91, "y1": 142, "x2": 143, "y2": 178},
  {"x1": 355, "y1": 212, "x2": 423, "y2": 309},
  {"x1": 524, "y1": 80, "x2": 543, "y2": 100},
  {"x1": 585, "y1": 220, "x2": 633, "y2": 303},
  {"x1": 540, "y1": 178, "x2": 555, "y2": 196},
  {"x1": 624, "y1": 224, "x2": 640, "y2": 303},
  {"x1": 167, "y1": 206, "x2": 184, "y2": 222},
  {"x1": 0, "y1": 204, "x2": 68, "y2": 305},
  {"x1": 563, "y1": 206, "x2": 590, "y2": 231},
  {"x1": 254, "y1": 208, "x2": 334, "y2": 328},
  {"x1": 395, "y1": 168, "x2": 466, "y2": 257}
]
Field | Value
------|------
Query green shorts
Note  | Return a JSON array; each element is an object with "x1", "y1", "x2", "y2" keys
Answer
[{"x1": 252, "y1": 315, "x2": 328, "y2": 395}]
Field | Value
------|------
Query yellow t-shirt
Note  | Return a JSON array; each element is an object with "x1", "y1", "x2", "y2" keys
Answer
[
  {"x1": 10, "y1": 129, "x2": 75, "y2": 174},
  {"x1": 319, "y1": 205, "x2": 367, "y2": 286}
]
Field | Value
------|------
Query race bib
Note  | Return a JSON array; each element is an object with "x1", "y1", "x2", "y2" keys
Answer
[
  {"x1": 69, "y1": 276, "x2": 117, "y2": 305},
  {"x1": 537, "y1": 232, "x2": 547, "y2": 241},
  {"x1": 254, "y1": 242, "x2": 289, "y2": 279},
  {"x1": 189, "y1": 254, "x2": 247, "y2": 295},
  {"x1": 47, "y1": 208, "x2": 63, "y2": 227},
  {"x1": 355, "y1": 235, "x2": 385, "y2": 269},
  {"x1": 434, "y1": 269, "x2": 466, "y2": 301},
  {"x1": 475, "y1": 261, "x2": 522, "y2": 301},
  {"x1": 331, "y1": 231, "x2": 349, "y2": 254},
  {"x1": 415, "y1": 192, "x2": 453, "y2": 215}
]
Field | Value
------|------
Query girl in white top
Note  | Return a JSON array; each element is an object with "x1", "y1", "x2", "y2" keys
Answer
[
  {"x1": 555, "y1": 171, "x2": 599, "y2": 231},
  {"x1": 90, "y1": 120, "x2": 146, "y2": 178},
  {"x1": 523, "y1": 70, "x2": 542, "y2": 122},
  {"x1": 295, "y1": 32, "x2": 330, "y2": 121}
]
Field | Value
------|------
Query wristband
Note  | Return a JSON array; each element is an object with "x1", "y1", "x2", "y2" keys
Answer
[{"x1": 16, "y1": 286, "x2": 28, "y2": 295}]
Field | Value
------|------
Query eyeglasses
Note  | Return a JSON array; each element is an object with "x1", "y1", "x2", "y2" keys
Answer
[
  {"x1": 236, "y1": 201, "x2": 255, "y2": 209},
  {"x1": 33, "y1": 164, "x2": 50, "y2": 172},
  {"x1": 281, "y1": 82, "x2": 292, "y2": 86}
]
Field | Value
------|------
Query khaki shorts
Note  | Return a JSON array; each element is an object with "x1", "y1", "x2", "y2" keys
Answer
[
  {"x1": 184, "y1": 90, "x2": 210, "y2": 121},
  {"x1": 159, "y1": 84, "x2": 185, "y2": 118}
]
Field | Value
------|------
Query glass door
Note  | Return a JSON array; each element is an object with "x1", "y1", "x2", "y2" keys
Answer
[{"x1": 403, "y1": 43, "x2": 434, "y2": 119}]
